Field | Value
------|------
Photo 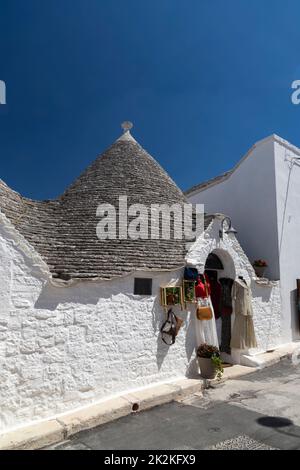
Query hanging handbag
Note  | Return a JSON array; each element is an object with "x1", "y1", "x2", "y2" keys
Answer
[
  {"x1": 160, "y1": 309, "x2": 183, "y2": 345},
  {"x1": 196, "y1": 278, "x2": 213, "y2": 321}
]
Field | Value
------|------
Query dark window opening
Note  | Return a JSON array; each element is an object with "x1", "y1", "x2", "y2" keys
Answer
[
  {"x1": 134, "y1": 278, "x2": 152, "y2": 295},
  {"x1": 205, "y1": 253, "x2": 224, "y2": 270}
]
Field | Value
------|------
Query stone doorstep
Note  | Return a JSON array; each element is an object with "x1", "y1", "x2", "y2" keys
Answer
[{"x1": 1, "y1": 342, "x2": 298, "y2": 450}]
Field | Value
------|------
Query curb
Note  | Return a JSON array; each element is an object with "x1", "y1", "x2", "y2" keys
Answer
[
  {"x1": 0, "y1": 378, "x2": 203, "y2": 450},
  {"x1": 0, "y1": 343, "x2": 298, "y2": 450}
]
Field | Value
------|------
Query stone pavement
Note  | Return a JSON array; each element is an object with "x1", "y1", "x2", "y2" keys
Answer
[{"x1": 47, "y1": 358, "x2": 300, "y2": 450}]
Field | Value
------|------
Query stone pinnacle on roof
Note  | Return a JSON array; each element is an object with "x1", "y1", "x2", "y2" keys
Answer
[
  {"x1": 121, "y1": 121, "x2": 133, "y2": 133},
  {"x1": 117, "y1": 121, "x2": 136, "y2": 143}
]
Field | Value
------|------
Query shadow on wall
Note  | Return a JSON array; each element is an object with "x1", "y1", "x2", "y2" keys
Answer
[
  {"x1": 185, "y1": 312, "x2": 200, "y2": 378},
  {"x1": 152, "y1": 295, "x2": 196, "y2": 376},
  {"x1": 152, "y1": 295, "x2": 169, "y2": 370},
  {"x1": 35, "y1": 280, "x2": 121, "y2": 310}
]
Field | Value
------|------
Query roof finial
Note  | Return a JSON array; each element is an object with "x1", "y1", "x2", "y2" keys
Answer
[{"x1": 121, "y1": 121, "x2": 133, "y2": 133}]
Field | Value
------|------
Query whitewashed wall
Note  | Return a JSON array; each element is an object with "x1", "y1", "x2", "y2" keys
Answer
[
  {"x1": 274, "y1": 138, "x2": 300, "y2": 342},
  {"x1": 188, "y1": 137, "x2": 280, "y2": 280}
]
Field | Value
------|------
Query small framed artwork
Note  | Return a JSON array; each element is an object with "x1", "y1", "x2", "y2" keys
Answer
[
  {"x1": 160, "y1": 286, "x2": 183, "y2": 307},
  {"x1": 183, "y1": 280, "x2": 196, "y2": 303}
]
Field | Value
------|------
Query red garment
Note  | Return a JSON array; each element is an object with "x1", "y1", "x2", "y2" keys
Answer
[{"x1": 195, "y1": 274, "x2": 211, "y2": 298}]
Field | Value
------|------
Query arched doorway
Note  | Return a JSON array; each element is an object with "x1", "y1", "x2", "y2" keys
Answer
[
  {"x1": 205, "y1": 248, "x2": 236, "y2": 279},
  {"x1": 204, "y1": 249, "x2": 236, "y2": 363}
]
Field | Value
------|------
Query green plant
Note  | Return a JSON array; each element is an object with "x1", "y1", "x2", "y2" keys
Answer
[{"x1": 211, "y1": 353, "x2": 224, "y2": 380}]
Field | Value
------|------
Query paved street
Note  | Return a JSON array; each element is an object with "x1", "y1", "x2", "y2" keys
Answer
[{"x1": 49, "y1": 359, "x2": 300, "y2": 450}]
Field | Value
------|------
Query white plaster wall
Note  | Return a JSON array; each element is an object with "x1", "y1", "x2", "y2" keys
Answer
[
  {"x1": 188, "y1": 139, "x2": 280, "y2": 280},
  {"x1": 251, "y1": 281, "x2": 282, "y2": 351},
  {"x1": 187, "y1": 220, "x2": 282, "y2": 354},
  {"x1": 0, "y1": 226, "x2": 199, "y2": 432},
  {"x1": 274, "y1": 140, "x2": 300, "y2": 342}
]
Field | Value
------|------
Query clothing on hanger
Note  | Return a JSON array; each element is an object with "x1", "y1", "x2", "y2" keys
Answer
[
  {"x1": 195, "y1": 273, "x2": 211, "y2": 299},
  {"x1": 194, "y1": 273, "x2": 219, "y2": 348},
  {"x1": 231, "y1": 278, "x2": 257, "y2": 349}
]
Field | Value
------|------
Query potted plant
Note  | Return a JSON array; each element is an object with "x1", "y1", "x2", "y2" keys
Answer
[
  {"x1": 197, "y1": 343, "x2": 224, "y2": 380},
  {"x1": 253, "y1": 259, "x2": 268, "y2": 278}
]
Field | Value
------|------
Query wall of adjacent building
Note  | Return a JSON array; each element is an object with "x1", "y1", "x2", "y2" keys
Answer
[
  {"x1": 274, "y1": 139, "x2": 300, "y2": 342},
  {"x1": 188, "y1": 138, "x2": 280, "y2": 280}
]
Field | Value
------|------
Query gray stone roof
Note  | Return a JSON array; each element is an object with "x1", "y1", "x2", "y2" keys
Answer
[{"x1": 0, "y1": 130, "x2": 214, "y2": 280}]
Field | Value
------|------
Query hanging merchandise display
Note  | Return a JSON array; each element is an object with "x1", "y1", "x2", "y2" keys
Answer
[
  {"x1": 231, "y1": 277, "x2": 257, "y2": 349},
  {"x1": 183, "y1": 280, "x2": 196, "y2": 304},
  {"x1": 160, "y1": 309, "x2": 183, "y2": 345},
  {"x1": 184, "y1": 267, "x2": 199, "y2": 281},
  {"x1": 160, "y1": 286, "x2": 183, "y2": 309},
  {"x1": 194, "y1": 273, "x2": 219, "y2": 348},
  {"x1": 195, "y1": 274, "x2": 213, "y2": 320},
  {"x1": 206, "y1": 272, "x2": 222, "y2": 319},
  {"x1": 195, "y1": 273, "x2": 211, "y2": 298},
  {"x1": 196, "y1": 297, "x2": 213, "y2": 320}
]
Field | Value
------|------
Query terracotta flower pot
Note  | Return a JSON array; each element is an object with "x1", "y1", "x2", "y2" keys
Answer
[
  {"x1": 198, "y1": 357, "x2": 217, "y2": 379},
  {"x1": 254, "y1": 266, "x2": 266, "y2": 278}
]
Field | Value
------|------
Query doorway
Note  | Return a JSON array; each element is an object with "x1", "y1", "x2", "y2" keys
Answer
[{"x1": 204, "y1": 249, "x2": 236, "y2": 363}]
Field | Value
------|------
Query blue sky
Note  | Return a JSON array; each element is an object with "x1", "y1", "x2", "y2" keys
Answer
[{"x1": 1, "y1": 0, "x2": 300, "y2": 200}]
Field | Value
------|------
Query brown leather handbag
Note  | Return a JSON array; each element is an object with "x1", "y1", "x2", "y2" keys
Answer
[
  {"x1": 196, "y1": 278, "x2": 213, "y2": 321},
  {"x1": 196, "y1": 304, "x2": 213, "y2": 320},
  {"x1": 161, "y1": 309, "x2": 183, "y2": 345}
]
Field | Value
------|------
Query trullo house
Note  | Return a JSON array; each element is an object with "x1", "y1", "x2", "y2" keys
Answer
[{"x1": 0, "y1": 125, "x2": 282, "y2": 433}]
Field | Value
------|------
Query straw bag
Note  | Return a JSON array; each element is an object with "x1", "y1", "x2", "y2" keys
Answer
[{"x1": 196, "y1": 278, "x2": 213, "y2": 321}]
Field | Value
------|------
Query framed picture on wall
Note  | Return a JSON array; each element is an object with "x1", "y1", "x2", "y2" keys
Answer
[
  {"x1": 183, "y1": 280, "x2": 196, "y2": 303},
  {"x1": 160, "y1": 286, "x2": 183, "y2": 307}
]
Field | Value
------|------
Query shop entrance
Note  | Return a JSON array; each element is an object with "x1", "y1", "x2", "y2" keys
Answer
[{"x1": 204, "y1": 249, "x2": 236, "y2": 362}]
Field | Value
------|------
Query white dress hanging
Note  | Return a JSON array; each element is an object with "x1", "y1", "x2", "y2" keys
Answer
[{"x1": 195, "y1": 296, "x2": 219, "y2": 348}]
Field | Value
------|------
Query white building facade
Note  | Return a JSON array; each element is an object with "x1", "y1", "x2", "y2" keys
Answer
[
  {"x1": 0, "y1": 129, "x2": 283, "y2": 434},
  {"x1": 187, "y1": 134, "x2": 300, "y2": 345}
]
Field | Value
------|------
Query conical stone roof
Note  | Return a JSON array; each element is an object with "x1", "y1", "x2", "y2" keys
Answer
[{"x1": 0, "y1": 129, "x2": 197, "y2": 280}]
